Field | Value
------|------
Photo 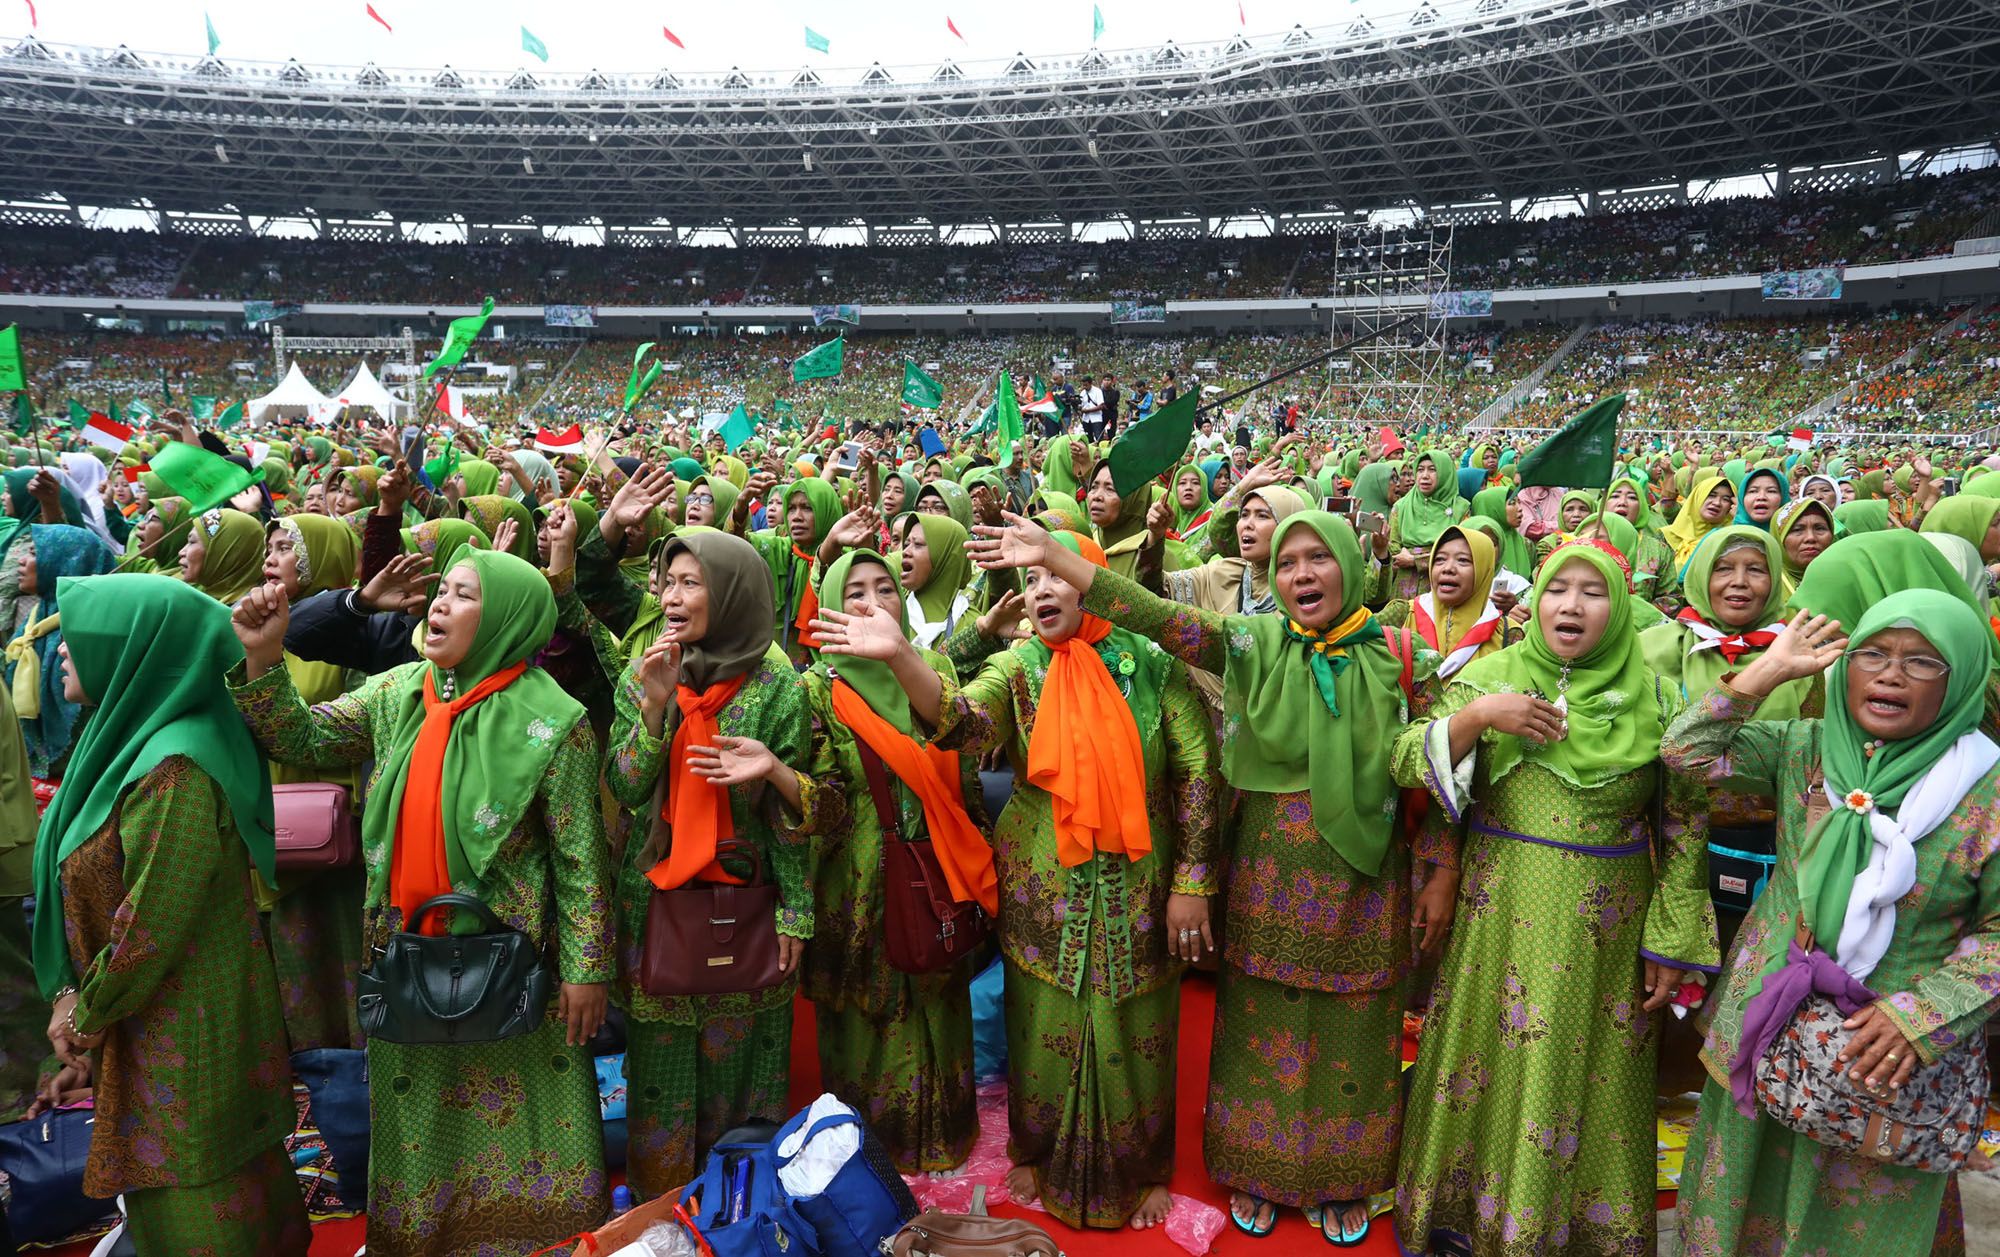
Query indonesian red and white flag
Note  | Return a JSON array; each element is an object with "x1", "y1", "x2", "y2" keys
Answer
[
  {"x1": 1788, "y1": 426, "x2": 1815, "y2": 451},
  {"x1": 1018, "y1": 385, "x2": 1060, "y2": 416},
  {"x1": 434, "y1": 380, "x2": 472, "y2": 423},
  {"x1": 80, "y1": 412, "x2": 133, "y2": 452},
  {"x1": 535, "y1": 423, "x2": 586, "y2": 454}
]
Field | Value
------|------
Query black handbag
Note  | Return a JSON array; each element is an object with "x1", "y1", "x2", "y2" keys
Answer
[{"x1": 356, "y1": 892, "x2": 554, "y2": 1044}]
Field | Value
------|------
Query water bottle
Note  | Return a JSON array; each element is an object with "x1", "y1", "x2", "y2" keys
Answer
[{"x1": 611, "y1": 1184, "x2": 635, "y2": 1216}]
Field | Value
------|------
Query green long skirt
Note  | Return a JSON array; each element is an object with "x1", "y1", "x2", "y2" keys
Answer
[
  {"x1": 0, "y1": 898, "x2": 51, "y2": 1123},
  {"x1": 365, "y1": 1018, "x2": 608, "y2": 1257},
  {"x1": 266, "y1": 866, "x2": 367, "y2": 1052},
  {"x1": 1004, "y1": 966, "x2": 1178, "y2": 1229},
  {"x1": 1203, "y1": 967, "x2": 1404, "y2": 1206},
  {"x1": 816, "y1": 989, "x2": 977, "y2": 1174},
  {"x1": 1676, "y1": 1078, "x2": 1957, "y2": 1257},
  {"x1": 123, "y1": 1140, "x2": 312, "y2": 1257},
  {"x1": 623, "y1": 1005, "x2": 792, "y2": 1200}
]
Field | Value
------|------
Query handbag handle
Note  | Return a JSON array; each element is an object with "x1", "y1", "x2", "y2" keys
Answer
[
  {"x1": 706, "y1": 839, "x2": 768, "y2": 888},
  {"x1": 406, "y1": 892, "x2": 508, "y2": 935},
  {"x1": 856, "y1": 743, "x2": 903, "y2": 845},
  {"x1": 403, "y1": 938, "x2": 517, "y2": 1025},
  {"x1": 772, "y1": 1111, "x2": 861, "y2": 1170}
]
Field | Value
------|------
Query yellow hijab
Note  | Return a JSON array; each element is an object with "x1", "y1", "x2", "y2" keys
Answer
[{"x1": 1662, "y1": 473, "x2": 1731, "y2": 570}]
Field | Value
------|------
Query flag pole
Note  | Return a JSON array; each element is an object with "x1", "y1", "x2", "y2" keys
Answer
[{"x1": 1191, "y1": 312, "x2": 1424, "y2": 421}]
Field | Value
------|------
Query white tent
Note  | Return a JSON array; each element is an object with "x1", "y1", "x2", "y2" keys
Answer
[
  {"x1": 326, "y1": 359, "x2": 408, "y2": 424},
  {"x1": 245, "y1": 362, "x2": 334, "y2": 425}
]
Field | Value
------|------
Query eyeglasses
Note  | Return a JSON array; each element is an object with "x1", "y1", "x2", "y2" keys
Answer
[
  {"x1": 1844, "y1": 648, "x2": 1950, "y2": 682},
  {"x1": 687, "y1": 493, "x2": 715, "y2": 507}
]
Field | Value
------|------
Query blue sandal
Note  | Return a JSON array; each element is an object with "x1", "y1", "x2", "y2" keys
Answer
[
  {"x1": 1230, "y1": 1195, "x2": 1278, "y2": 1238},
  {"x1": 1306, "y1": 1201, "x2": 1371, "y2": 1248}
]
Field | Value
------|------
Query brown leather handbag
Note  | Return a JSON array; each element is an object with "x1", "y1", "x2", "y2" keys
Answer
[
  {"x1": 639, "y1": 840, "x2": 784, "y2": 997},
  {"x1": 271, "y1": 782, "x2": 358, "y2": 871},
  {"x1": 857, "y1": 744, "x2": 989, "y2": 975},
  {"x1": 884, "y1": 1188, "x2": 1062, "y2": 1257}
]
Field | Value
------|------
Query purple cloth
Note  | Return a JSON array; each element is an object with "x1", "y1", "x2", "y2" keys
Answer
[{"x1": 1731, "y1": 940, "x2": 1878, "y2": 1117}]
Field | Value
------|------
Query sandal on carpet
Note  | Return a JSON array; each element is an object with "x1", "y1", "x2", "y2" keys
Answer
[
  {"x1": 1309, "y1": 1200, "x2": 1371, "y2": 1248},
  {"x1": 1229, "y1": 1195, "x2": 1277, "y2": 1238}
]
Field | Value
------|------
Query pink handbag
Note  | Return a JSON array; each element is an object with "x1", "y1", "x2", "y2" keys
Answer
[{"x1": 272, "y1": 783, "x2": 358, "y2": 871}]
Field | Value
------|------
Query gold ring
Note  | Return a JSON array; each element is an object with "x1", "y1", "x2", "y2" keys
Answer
[{"x1": 1885, "y1": 1052, "x2": 1900, "y2": 1062}]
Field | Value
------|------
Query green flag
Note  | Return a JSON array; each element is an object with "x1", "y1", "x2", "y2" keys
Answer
[
  {"x1": 1516, "y1": 394, "x2": 1625, "y2": 490},
  {"x1": 522, "y1": 26, "x2": 549, "y2": 62},
  {"x1": 67, "y1": 400, "x2": 90, "y2": 430},
  {"x1": 125, "y1": 400, "x2": 156, "y2": 427},
  {"x1": 900, "y1": 361, "x2": 943, "y2": 410},
  {"x1": 773, "y1": 398, "x2": 798, "y2": 430},
  {"x1": 150, "y1": 440, "x2": 257, "y2": 513},
  {"x1": 106, "y1": 400, "x2": 122, "y2": 425},
  {"x1": 994, "y1": 369, "x2": 1025, "y2": 469},
  {"x1": 205, "y1": 11, "x2": 220, "y2": 55},
  {"x1": 804, "y1": 26, "x2": 830, "y2": 53},
  {"x1": 423, "y1": 442, "x2": 462, "y2": 488},
  {"x1": 12, "y1": 392, "x2": 32, "y2": 438},
  {"x1": 215, "y1": 400, "x2": 245, "y2": 430},
  {"x1": 190, "y1": 395, "x2": 217, "y2": 421},
  {"x1": 1107, "y1": 389, "x2": 1198, "y2": 497},
  {"x1": 623, "y1": 342, "x2": 664, "y2": 413},
  {"x1": 160, "y1": 368, "x2": 172, "y2": 405},
  {"x1": 422, "y1": 296, "x2": 495, "y2": 381},
  {"x1": 1092, "y1": 4, "x2": 1104, "y2": 41},
  {"x1": 720, "y1": 403, "x2": 755, "y2": 453},
  {"x1": 792, "y1": 336, "x2": 844, "y2": 383},
  {"x1": 970, "y1": 400, "x2": 998, "y2": 437},
  {"x1": 0, "y1": 326, "x2": 22, "y2": 392}
]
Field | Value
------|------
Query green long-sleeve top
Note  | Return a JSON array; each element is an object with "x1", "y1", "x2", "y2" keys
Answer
[
  {"x1": 1080, "y1": 565, "x2": 1450, "y2": 992},
  {"x1": 602, "y1": 643, "x2": 838, "y2": 1024},
  {"x1": 930, "y1": 634, "x2": 1221, "y2": 1002},
  {"x1": 60, "y1": 757, "x2": 294, "y2": 1195},
  {"x1": 1662, "y1": 679, "x2": 2000, "y2": 1073},
  {"x1": 745, "y1": 529, "x2": 819, "y2": 667},
  {"x1": 799, "y1": 651, "x2": 987, "y2": 1018},
  {"x1": 1388, "y1": 675, "x2": 1718, "y2": 977},
  {"x1": 230, "y1": 662, "x2": 615, "y2": 987}
]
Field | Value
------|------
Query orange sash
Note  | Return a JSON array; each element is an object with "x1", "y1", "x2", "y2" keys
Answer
[
  {"x1": 391, "y1": 662, "x2": 528, "y2": 935},
  {"x1": 830, "y1": 679, "x2": 998, "y2": 914},
  {"x1": 1025, "y1": 615, "x2": 1152, "y2": 867},
  {"x1": 791, "y1": 545, "x2": 822, "y2": 650},
  {"x1": 646, "y1": 674, "x2": 750, "y2": 890}
]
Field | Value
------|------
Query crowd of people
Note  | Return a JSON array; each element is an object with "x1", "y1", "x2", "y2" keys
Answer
[{"x1": 5, "y1": 361, "x2": 2000, "y2": 1257}]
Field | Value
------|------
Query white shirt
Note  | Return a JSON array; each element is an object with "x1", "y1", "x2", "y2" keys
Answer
[{"x1": 1080, "y1": 385, "x2": 1104, "y2": 418}]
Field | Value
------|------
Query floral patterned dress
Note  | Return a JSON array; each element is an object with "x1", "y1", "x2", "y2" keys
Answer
[
  {"x1": 602, "y1": 644, "x2": 836, "y2": 1199},
  {"x1": 1389, "y1": 678, "x2": 1716, "y2": 1257},
  {"x1": 1662, "y1": 681, "x2": 2000, "y2": 1257},
  {"x1": 932, "y1": 634, "x2": 1220, "y2": 1228},
  {"x1": 233, "y1": 664, "x2": 615, "y2": 1257}
]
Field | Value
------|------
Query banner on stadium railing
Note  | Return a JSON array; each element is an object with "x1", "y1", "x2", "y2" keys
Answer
[
  {"x1": 1760, "y1": 266, "x2": 1844, "y2": 301},
  {"x1": 243, "y1": 301, "x2": 303, "y2": 325},
  {"x1": 1428, "y1": 290, "x2": 1494, "y2": 318},
  {"x1": 1111, "y1": 301, "x2": 1167, "y2": 324},
  {"x1": 543, "y1": 304, "x2": 598, "y2": 327},
  {"x1": 812, "y1": 304, "x2": 861, "y2": 326}
]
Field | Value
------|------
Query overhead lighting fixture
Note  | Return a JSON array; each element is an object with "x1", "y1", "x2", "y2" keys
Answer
[
  {"x1": 587, "y1": 131, "x2": 599, "y2": 143},
  {"x1": 522, "y1": 153, "x2": 534, "y2": 174},
  {"x1": 213, "y1": 141, "x2": 228, "y2": 163},
  {"x1": 1086, "y1": 131, "x2": 1099, "y2": 159},
  {"x1": 868, "y1": 124, "x2": 879, "y2": 137},
  {"x1": 802, "y1": 146, "x2": 814, "y2": 171},
  {"x1": 123, "y1": 111, "x2": 136, "y2": 125}
]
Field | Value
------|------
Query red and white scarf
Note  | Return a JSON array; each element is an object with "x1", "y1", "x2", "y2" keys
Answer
[
  {"x1": 1676, "y1": 606, "x2": 1784, "y2": 663},
  {"x1": 1413, "y1": 593, "x2": 1502, "y2": 679}
]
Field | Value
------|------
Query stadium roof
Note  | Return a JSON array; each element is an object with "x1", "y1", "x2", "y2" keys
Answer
[{"x1": 1, "y1": 0, "x2": 1996, "y2": 230}]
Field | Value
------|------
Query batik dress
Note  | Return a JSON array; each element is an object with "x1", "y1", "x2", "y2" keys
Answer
[
  {"x1": 931, "y1": 637, "x2": 1220, "y2": 1228},
  {"x1": 799, "y1": 649, "x2": 981, "y2": 1174},
  {"x1": 60, "y1": 757, "x2": 309, "y2": 1255},
  {"x1": 1081, "y1": 567, "x2": 1438, "y2": 1210},
  {"x1": 602, "y1": 643, "x2": 836, "y2": 1199},
  {"x1": 234, "y1": 664, "x2": 615, "y2": 1257},
  {"x1": 1662, "y1": 682, "x2": 2000, "y2": 1257},
  {"x1": 1388, "y1": 681, "x2": 1716, "y2": 1256}
]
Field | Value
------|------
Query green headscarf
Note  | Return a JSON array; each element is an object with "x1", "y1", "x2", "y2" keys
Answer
[
  {"x1": 459, "y1": 495, "x2": 538, "y2": 563},
  {"x1": 1920, "y1": 495, "x2": 2000, "y2": 558},
  {"x1": 1220, "y1": 512, "x2": 1404, "y2": 874},
  {"x1": 1353, "y1": 463, "x2": 1396, "y2": 517},
  {"x1": 903, "y1": 512, "x2": 973, "y2": 624},
  {"x1": 916, "y1": 479, "x2": 974, "y2": 531},
  {"x1": 3, "y1": 468, "x2": 83, "y2": 528},
  {"x1": 401, "y1": 518, "x2": 491, "y2": 595},
  {"x1": 360, "y1": 550, "x2": 584, "y2": 912},
  {"x1": 1581, "y1": 510, "x2": 1639, "y2": 571},
  {"x1": 1169, "y1": 463, "x2": 1211, "y2": 534},
  {"x1": 114, "y1": 496, "x2": 194, "y2": 575},
  {"x1": 878, "y1": 470, "x2": 920, "y2": 516},
  {"x1": 456, "y1": 458, "x2": 502, "y2": 499},
  {"x1": 1470, "y1": 484, "x2": 1533, "y2": 577},
  {"x1": 32, "y1": 575, "x2": 275, "y2": 998},
  {"x1": 1453, "y1": 543, "x2": 1663, "y2": 789},
  {"x1": 814, "y1": 550, "x2": 916, "y2": 733},
  {"x1": 1790, "y1": 530, "x2": 2000, "y2": 667},
  {"x1": 1833, "y1": 499, "x2": 1891, "y2": 534},
  {"x1": 273, "y1": 513, "x2": 360, "y2": 598},
  {"x1": 686, "y1": 474, "x2": 740, "y2": 529},
  {"x1": 1040, "y1": 435, "x2": 1081, "y2": 499},
  {"x1": 1771, "y1": 497, "x2": 1836, "y2": 596},
  {"x1": 1389, "y1": 451, "x2": 1464, "y2": 549},
  {"x1": 186, "y1": 507, "x2": 267, "y2": 605},
  {"x1": 1643, "y1": 525, "x2": 1804, "y2": 718}
]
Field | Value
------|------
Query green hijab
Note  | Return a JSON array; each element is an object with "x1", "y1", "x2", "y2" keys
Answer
[
  {"x1": 32, "y1": 575, "x2": 275, "y2": 998},
  {"x1": 903, "y1": 512, "x2": 974, "y2": 623},
  {"x1": 459, "y1": 495, "x2": 538, "y2": 563},
  {"x1": 361, "y1": 550, "x2": 583, "y2": 911},
  {"x1": 1790, "y1": 530, "x2": 2000, "y2": 667},
  {"x1": 401, "y1": 518, "x2": 491, "y2": 595},
  {"x1": 1041, "y1": 435, "x2": 1081, "y2": 499},
  {"x1": 916, "y1": 479, "x2": 974, "y2": 531},
  {"x1": 878, "y1": 470, "x2": 920, "y2": 516},
  {"x1": 814, "y1": 550, "x2": 916, "y2": 733},
  {"x1": 187, "y1": 507, "x2": 268, "y2": 605},
  {"x1": 114, "y1": 496, "x2": 194, "y2": 575},
  {"x1": 1643, "y1": 526, "x2": 1804, "y2": 718},
  {"x1": 3, "y1": 468, "x2": 83, "y2": 528},
  {"x1": 1454, "y1": 543, "x2": 1663, "y2": 789},
  {"x1": 1920, "y1": 495, "x2": 2000, "y2": 557},
  {"x1": 456, "y1": 457, "x2": 502, "y2": 499},
  {"x1": 1169, "y1": 463, "x2": 1211, "y2": 533},
  {"x1": 1389, "y1": 452, "x2": 1464, "y2": 549},
  {"x1": 1353, "y1": 462, "x2": 1396, "y2": 517},
  {"x1": 1470, "y1": 484, "x2": 1533, "y2": 577},
  {"x1": 1221, "y1": 512, "x2": 1404, "y2": 875},
  {"x1": 1771, "y1": 498, "x2": 1836, "y2": 593},
  {"x1": 1581, "y1": 510, "x2": 1639, "y2": 570},
  {"x1": 273, "y1": 513, "x2": 360, "y2": 598},
  {"x1": 1833, "y1": 499, "x2": 1891, "y2": 534}
]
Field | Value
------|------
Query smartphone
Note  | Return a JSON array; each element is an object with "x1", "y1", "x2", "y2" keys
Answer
[
  {"x1": 833, "y1": 441, "x2": 861, "y2": 473},
  {"x1": 1355, "y1": 510, "x2": 1386, "y2": 535},
  {"x1": 1324, "y1": 495, "x2": 1354, "y2": 516}
]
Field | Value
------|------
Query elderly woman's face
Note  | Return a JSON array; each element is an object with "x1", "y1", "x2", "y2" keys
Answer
[{"x1": 1844, "y1": 626, "x2": 1951, "y2": 742}]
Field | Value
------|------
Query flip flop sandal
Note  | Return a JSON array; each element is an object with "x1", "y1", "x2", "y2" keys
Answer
[
  {"x1": 1229, "y1": 1196, "x2": 1278, "y2": 1238},
  {"x1": 1316, "y1": 1201, "x2": 1371, "y2": 1248}
]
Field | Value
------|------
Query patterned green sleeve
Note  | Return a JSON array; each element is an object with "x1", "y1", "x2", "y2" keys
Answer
[
  {"x1": 1390, "y1": 680, "x2": 1480, "y2": 822},
  {"x1": 1159, "y1": 662, "x2": 1222, "y2": 897},
  {"x1": 542, "y1": 717, "x2": 617, "y2": 985},
  {"x1": 1203, "y1": 504, "x2": 1239, "y2": 559},
  {"x1": 1878, "y1": 867, "x2": 2000, "y2": 1066},
  {"x1": 1643, "y1": 691, "x2": 1721, "y2": 974},
  {"x1": 230, "y1": 659, "x2": 380, "y2": 769},
  {"x1": 604, "y1": 662, "x2": 666, "y2": 810},
  {"x1": 1081, "y1": 566, "x2": 1229, "y2": 676},
  {"x1": 1376, "y1": 599, "x2": 1411, "y2": 629},
  {"x1": 761, "y1": 692, "x2": 829, "y2": 943},
  {"x1": 1660, "y1": 680, "x2": 1812, "y2": 795},
  {"x1": 72, "y1": 763, "x2": 227, "y2": 1034},
  {"x1": 939, "y1": 614, "x2": 1009, "y2": 673},
  {"x1": 932, "y1": 653, "x2": 1017, "y2": 757}
]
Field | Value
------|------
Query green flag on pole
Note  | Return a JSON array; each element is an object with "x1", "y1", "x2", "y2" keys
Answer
[
  {"x1": 900, "y1": 361, "x2": 943, "y2": 410},
  {"x1": 67, "y1": 400, "x2": 90, "y2": 430},
  {"x1": 126, "y1": 400, "x2": 156, "y2": 426},
  {"x1": 804, "y1": 26, "x2": 830, "y2": 53},
  {"x1": 0, "y1": 326, "x2": 22, "y2": 392},
  {"x1": 190, "y1": 396, "x2": 217, "y2": 421},
  {"x1": 215, "y1": 401, "x2": 245, "y2": 430},
  {"x1": 623, "y1": 342, "x2": 664, "y2": 413},
  {"x1": 522, "y1": 26, "x2": 549, "y2": 62},
  {"x1": 773, "y1": 398, "x2": 798, "y2": 430},
  {"x1": 421, "y1": 297, "x2": 495, "y2": 381},
  {"x1": 150, "y1": 440, "x2": 257, "y2": 513},
  {"x1": 160, "y1": 368, "x2": 172, "y2": 405},
  {"x1": 792, "y1": 336, "x2": 844, "y2": 383},
  {"x1": 1107, "y1": 389, "x2": 1198, "y2": 497},
  {"x1": 205, "y1": 11, "x2": 221, "y2": 55},
  {"x1": 12, "y1": 393, "x2": 32, "y2": 438},
  {"x1": 1517, "y1": 394, "x2": 1625, "y2": 489},
  {"x1": 1092, "y1": 4, "x2": 1104, "y2": 41},
  {"x1": 106, "y1": 400, "x2": 122, "y2": 425},
  {"x1": 720, "y1": 403, "x2": 755, "y2": 453},
  {"x1": 994, "y1": 370, "x2": 1025, "y2": 469}
]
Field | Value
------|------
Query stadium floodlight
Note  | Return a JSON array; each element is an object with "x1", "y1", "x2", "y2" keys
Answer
[
  {"x1": 214, "y1": 141, "x2": 228, "y2": 163},
  {"x1": 1086, "y1": 131, "x2": 1099, "y2": 159},
  {"x1": 522, "y1": 153, "x2": 534, "y2": 174},
  {"x1": 802, "y1": 146, "x2": 814, "y2": 171},
  {"x1": 122, "y1": 112, "x2": 135, "y2": 125}
]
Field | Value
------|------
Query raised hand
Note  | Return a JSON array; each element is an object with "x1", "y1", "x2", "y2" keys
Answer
[
  {"x1": 968, "y1": 511, "x2": 1055, "y2": 572},
  {"x1": 1742, "y1": 611, "x2": 1848, "y2": 690},
  {"x1": 359, "y1": 552, "x2": 434, "y2": 615},
  {"x1": 977, "y1": 590, "x2": 1029, "y2": 642},
  {"x1": 1146, "y1": 494, "x2": 1173, "y2": 543},
  {"x1": 637, "y1": 638, "x2": 682, "y2": 728},
  {"x1": 824, "y1": 507, "x2": 880, "y2": 552},
  {"x1": 231, "y1": 581, "x2": 291, "y2": 675},
  {"x1": 490, "y1": 516, "x2": 520, "y2": 559},
  {"x1": 744, "y1": 470, "x2": 780, "y2": 503},
  {"x1": 377, "y1": 459, "x2": 412, "y2": 516},
  {"x1": 687, "y1": 735, "x2": 780, "y2": 787},
  {"x1": 811, "y1": 603, "x2": 909, "y2": 661},
  {"x1": 546, "y1": 500, "x2": 580, "y2": 555},
  {"x1": 603, "y1": 462, "x2": 675, "y2": 547}
]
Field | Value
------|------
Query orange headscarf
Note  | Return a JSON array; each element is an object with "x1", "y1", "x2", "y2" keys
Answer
[
  {"x1": 831, "y1": 679, "x2": 998, "y2": 914},
  {"x1": 646, "y1": 673, "x2": 750, "y2": 890},
  {"x1": 391, "y1": 662, "x2": 528, "y2": 934},
  {"x1": 1025, "y1": 535, "x2": 1152, "y2": 867}
]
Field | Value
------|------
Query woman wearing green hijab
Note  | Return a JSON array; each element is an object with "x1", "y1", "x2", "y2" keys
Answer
[
  {"x1": 1168, "y1": 463, "x2": 1212, "y2": 538},
  {"x1": 1770, "y1": 497, "x2": 1836, "y2": 602},
  {"x1": 1387, "y1": 451, "x2": 1465, "y2": 602},
  {"x1": 179, "y1": 507, "x2": 267, "y2": 606},
  {"x1": 1921, "y1": 494, "x2": 2000, "y2": 564},
  {"x1": 1468, "y1": 484, "x2": 1533, "y2": 584},
  {"x1": 1039, "y1": 434, "x2": 1083, "y2": 504},
  {"x1": 459, "y1": 493, "x2": 539, "y2": 563},
  {"x1": 602, "y1": 531, "x2": 828, "y2": 1198},
  {"x1": 451, "y1": 456, "x2": 503, "y2": 501},
  {"x1": 897, "y1": 512, "x2": 976, "y2": 649},
  {"x1": 36, "y1": 575, "x2": 309, "y2": 1253},
  {"x1": 3, "y1": 467, "x2": 84, "y2": 528},
  {"x1": 1391, "y1": 542, "x2": 1716, "y2": 1257},
  {"x1": 231, "y1": 548, "x2": 615, "y2": 1254},
  {"x1": 682, "y1": 473, "x2": 739, "y2": 530},
  {"x1": 915, "y1": 479, "x2": 975, "y2": 532},
  {"x1": 1663, "y1": 590, "x2": 2000, "y2": 1257},
  {"x1": 0, "y1": 680, "x2": 35, "y2": 1125},
  {"x1": 1083, "y1": 458, "x2": 1172, "y2": 580},
  {"x1": 740, "y1": 477, "x2": 842, "y2": 665},
  {"x1": 1604, "y1": 474, "x2": 1680, "y2": 610},
  {"x1": 114, "y1": 496, "x2": 195, "y2": 575}
]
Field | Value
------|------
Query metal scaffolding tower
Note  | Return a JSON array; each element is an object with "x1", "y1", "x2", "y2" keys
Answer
[{"x1": 1321, "y1": 221, "x2": 1453, "y2": 435}]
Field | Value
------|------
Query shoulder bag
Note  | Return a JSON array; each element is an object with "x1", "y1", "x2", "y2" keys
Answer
[
  {"x1": 857, "y1": 744, "x2": 989, "y2": 975},
  {"x1": 641, "y1": 840, "x2": 784, "y2": 997},
  {"x1": 884, "y1": 1186, "x2": 1062, "y2": 1257},
  {"x1": 355, "y1": 892, "x2": 553, "y2": 1044},
  {"x1": 272, "y1": 782, "x2": 358, "y2": 871}
]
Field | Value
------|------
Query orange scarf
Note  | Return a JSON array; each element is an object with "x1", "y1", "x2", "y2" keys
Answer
[
  {"x1": 830, "y1": 679, "x2": 998, "y2": 914},
  {"x1": 646, "y1": 674, "x2": 750, "y2": 890},
  {"x1": 791, "y1": 545, "x2": 822, "y2": 650},
  {"x1": 391, "y1": 662, "x2": 528, "y2": 935},
  {"x1": 1025, "y1": 615, "x2": 1152, "y2": 867}
]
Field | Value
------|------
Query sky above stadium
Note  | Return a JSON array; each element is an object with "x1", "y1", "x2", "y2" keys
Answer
[{"x1": 13, "y1": 0, "x2": 1432, "y2": 75}]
